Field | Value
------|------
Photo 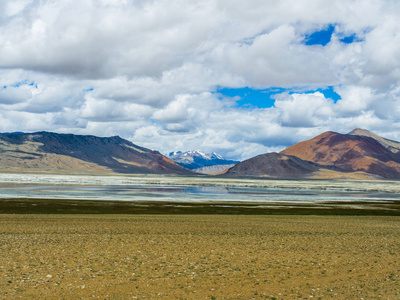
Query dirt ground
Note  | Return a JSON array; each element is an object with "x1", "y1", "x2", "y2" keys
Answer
[{"x1": 0, "y1": 214, "x2": 399, "y2": 299}]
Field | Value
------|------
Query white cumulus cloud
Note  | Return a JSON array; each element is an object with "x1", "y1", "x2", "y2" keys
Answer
[{"x1": 0, "y1": 0, "x2": 400, "y2": 160}]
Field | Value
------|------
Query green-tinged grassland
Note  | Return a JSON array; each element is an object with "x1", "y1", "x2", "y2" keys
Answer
[
  {"x1": 1, "y1": 198, "x2": 400, "y2": 215},
  {"x1": 1, "y1": 214, "x2": 400, "y2": 299}
]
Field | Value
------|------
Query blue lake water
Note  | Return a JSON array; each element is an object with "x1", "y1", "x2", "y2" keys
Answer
[{"x1": 0, "y1": 174, "x2": 399, "y2": 204}]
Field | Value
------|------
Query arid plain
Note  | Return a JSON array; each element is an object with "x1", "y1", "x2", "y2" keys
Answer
[{"x1": 1, "y1": 214, "x2": 400, "y2": 299}]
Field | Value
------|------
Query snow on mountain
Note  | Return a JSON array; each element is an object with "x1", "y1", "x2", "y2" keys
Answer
[{"x1": 168, "y1": 150, "x2": 239, "y2": 170}]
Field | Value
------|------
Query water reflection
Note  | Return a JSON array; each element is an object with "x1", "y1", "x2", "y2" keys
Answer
[
  {"x1": 0, "y1": 182, "x2": 400, "y2": 204},
  {"x1": 182, "y1": 186, "x2": 229, "y2": 194}
]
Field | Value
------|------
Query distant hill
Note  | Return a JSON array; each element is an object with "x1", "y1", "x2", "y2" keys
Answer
[
  {"x1": 193, "y1": 164, "x2": 236, "y2": 175},
  {"x1": 281, "y1": 131, "x2": 400, "y2": 178},
  {"x1": 0, "y1": 132, "x2": 192, "y2": 175},
  {"x1": 348, "y1": 128, "x2": 400, "y2": 153},
  {"x1": 226, "y1": 129, "x2": 400, "y2": 179},
  {"x1": 226, "y1": 153, "x2": 321, "y2": 178},
  {"x1": 169, "y1": 150, "x2": 239, "y2": 170},
  {"x1": 4, "y1": 129, "x2": 400, "y2": 179}
]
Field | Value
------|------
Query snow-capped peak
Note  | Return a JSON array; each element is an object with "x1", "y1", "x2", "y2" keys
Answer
[
  {"x1": 210, "y1": 152, "x2": 224, "y2": 160},
  {"x1": 168, "y1": 150, "x2": 239, "y2": 170},
  {"x1": 169, "y1": 151, "x2": 182, "y2": 157},
  {"x1": 169, "y1": 150, "x2": 226, "y2": 160},
  {"x1": 186, "y1": 150, "x2": 208, "y2": 158}
]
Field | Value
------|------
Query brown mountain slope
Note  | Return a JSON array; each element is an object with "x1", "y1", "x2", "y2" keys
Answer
[
  {"x1": 225, "y1": 152, "x2": 322, "y2": 178},
  {"x1": 281, "y1": 131, "x2": 400, "y2": 178},
  {"x1": 348, "y1": 128, "x2": 400, "y2": 153},
  {"x1": 0, "y1": 132, "x2": 192, "y2": 175}
]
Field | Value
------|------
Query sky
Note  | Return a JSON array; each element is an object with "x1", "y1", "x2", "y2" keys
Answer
[{"x1": 1, "y1": 0, "x2": 400, "y2": 160}]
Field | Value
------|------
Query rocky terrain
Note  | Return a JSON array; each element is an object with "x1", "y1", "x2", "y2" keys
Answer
[
  {"x1": 226, "y1": 152, "x2": 321, "y2": 178},
  {"x1": 348, "y1": 128, "x2": 400, "y2": 153},
  {"x1": 1, "y1": 214, "x2": 399, "y2": 299},
  {"x1": 0, "y1": 132, "x2": 191, "y2": 175},
  {"x1": 282, "y1": 130, "x2": 400, "y2": 178},
  {"x1": 2, "y1": 129, "x2": 400, "y2": 179},
  {"x1": 226, "y1": 129, "x2": 400, "y2": 179}
]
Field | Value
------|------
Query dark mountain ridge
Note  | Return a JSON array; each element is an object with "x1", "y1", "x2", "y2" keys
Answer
[
  {"x1": 2, "y1": 129, "x2": 400, "y2": 179},
  {"x1": 226, "y1": 152, "x2": 321, "y2": 178},
  {"x1": 0, "y1": 132, "x2": 191, "y2": 175}
]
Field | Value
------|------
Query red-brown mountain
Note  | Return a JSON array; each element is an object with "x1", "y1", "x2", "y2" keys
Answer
[
  {"x1": 0, "y1": 132, "x2": 192, "y2": 175},
  {"x1": 348, "y1": 128, "x2": 400, "y2": 153},
  {"x1": 281, "y1": 131, "x2": 400, "y2": 178},
  {"x1": 226, "y1": 129, "x2": 400, "y2": 179}
]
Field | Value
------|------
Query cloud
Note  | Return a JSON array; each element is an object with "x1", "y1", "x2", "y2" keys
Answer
[
  {"x1": 0, "y1": 0, "x2": 400, "y2": 160},
  {"x1": 0, "y1": 84, "x2": 34, "y2": 105},
  {"x1": 335, "y1": 86, "x2": 373, "y2": 114},
  {"x1": 81, "y1": 97, "x2": 153, "y2": 121},
  {"x1": 152, "y1": 93, "x2": 212, "y2": 124},
  {"x1": 274, "y1": 92, "x2": 335, "y2": 127}
]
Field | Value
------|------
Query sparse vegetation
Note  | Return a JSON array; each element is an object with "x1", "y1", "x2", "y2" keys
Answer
[
  {"x1": 1, "y1": 198, "x2": 400, "y2": 215},
  {"x1": 1, "y1": 214, "x2": 400, "y2": 298}
]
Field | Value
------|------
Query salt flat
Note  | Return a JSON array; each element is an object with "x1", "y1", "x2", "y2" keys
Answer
[
  {"x1": 0, "y1": 174, "x2": 400, "y2": 206},
  {"x1": 1, "y1": 173, "x2": 400, "y2": 192}
]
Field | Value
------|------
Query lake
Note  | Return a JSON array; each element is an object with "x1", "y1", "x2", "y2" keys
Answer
[{"x1": 0, "y1": 173, "x2": 399, "y2": 205}]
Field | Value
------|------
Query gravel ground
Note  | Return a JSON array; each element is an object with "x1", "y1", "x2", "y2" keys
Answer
[{"x1": 1, "y1": 214, "x2": 400, "y2": 299}]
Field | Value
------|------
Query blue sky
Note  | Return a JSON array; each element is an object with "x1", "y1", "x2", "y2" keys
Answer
[
  {"x1": 305, "y1": 24, "x2": 336, "y2": 46},
  {"x1": 217, "y1": 86, "x2": 341, "y2": 109},
  {"x1": 0, "y1": 1, "x2": 399, "y2": 160},
  {"x1": 3, "y1": 80, "x2": 37, "y2": 89},
  {"x1": 305, "y1": 23, "x2": 363, "y2": 46},
  {"x1": 216, "y1": 24, "x2": 349, "y2": 110}
]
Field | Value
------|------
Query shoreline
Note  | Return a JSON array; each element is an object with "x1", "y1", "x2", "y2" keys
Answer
[{"x1": 1, "y1": 198, "x2": 400, "y2": 215}]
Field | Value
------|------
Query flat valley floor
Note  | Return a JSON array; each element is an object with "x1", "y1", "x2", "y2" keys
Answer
[{"x1": 1, "y1": 214, "x2": 399, "y2": 299}]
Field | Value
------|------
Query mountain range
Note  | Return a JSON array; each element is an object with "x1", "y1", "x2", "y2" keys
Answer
[
  {"x1": 226, "y1": 128, "x2": 400, "y2": 179},
  {"x1": 0, "y1": 132, "x2": 191, "y2": 175},
  {"x1": 1, "y1": 129, "x2": 400, "y2": 179},
  {"x1": 168, "y1": 150, "x2": 239, "y2": 173}
]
